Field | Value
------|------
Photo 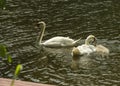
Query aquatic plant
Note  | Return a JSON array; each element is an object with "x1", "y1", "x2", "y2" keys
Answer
[
  {"x1": 10, "y1": 64, "x2": 23, "y2": 86},
  {"x1": 0, "y1": 44, "x2": 12, "y2": 63},
  {"x1": 0, "y1": 44, "x2": 22, "y2": 86}
]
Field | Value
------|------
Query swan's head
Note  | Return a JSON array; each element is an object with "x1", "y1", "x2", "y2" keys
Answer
[
  {"x1": 37, "y1": 21, "x2": 46, "y2": 29},
  {"x1": 85, "y1": 35, "x2": 97, "y2": 45}
]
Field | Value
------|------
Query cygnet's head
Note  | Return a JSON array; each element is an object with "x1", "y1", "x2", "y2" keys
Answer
[{"x1": 71, "y1": 47, "x2": 82, "y2": 61}]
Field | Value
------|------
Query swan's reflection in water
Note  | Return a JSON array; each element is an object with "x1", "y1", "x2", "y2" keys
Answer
[{"x1": 40, "y1": 46, "x2": 108, "y2": 70}]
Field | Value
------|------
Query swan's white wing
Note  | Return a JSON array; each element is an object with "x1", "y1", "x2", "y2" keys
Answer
[
  {"x1": 77, "y1": 44, "x2": 96, "y2": 55},
  {"x1": 42, "y1": 36, "x2": 74, "y2": 47}
]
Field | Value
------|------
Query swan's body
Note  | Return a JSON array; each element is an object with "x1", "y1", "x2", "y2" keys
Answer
[
  {"x1": 37, "y1": 21, "x2": 81, "y2": 48},
  {"x1": 76, "y1": 44, "x2": 96, "y2": 55},
  {"x1": 41, "y1": 36, "x2": 79, "y2": 47}
]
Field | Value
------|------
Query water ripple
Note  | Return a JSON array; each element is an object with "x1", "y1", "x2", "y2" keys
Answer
[{"x1": 0, "y1": 0, "x2": 120, "y2": 86}]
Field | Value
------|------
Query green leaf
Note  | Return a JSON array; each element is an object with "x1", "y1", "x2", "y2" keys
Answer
[
  {"x1": 14, "y1": 64, "x2": 23, "y2": 77},
  {"x1": 0, "y1": 44, "x2": 7, "y2": 58},
  {"x1": 7, "y1": 54, "x2": 12, "y2": 63}
]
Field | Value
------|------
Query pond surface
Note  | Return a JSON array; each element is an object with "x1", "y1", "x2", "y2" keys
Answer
[{"x1": 0, "y1": 0, "x2": 120, "y2": 86}]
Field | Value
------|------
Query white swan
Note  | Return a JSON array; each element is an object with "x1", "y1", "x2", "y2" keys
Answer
[
  {"x1": 71, "y1": 35, "x2": 109, "y2": 69},
  {"x1": 36, "y1": 21, "x2": 81, "y2": 48},
  {"x1": 71, "y1": 35, "x2": 96, "y2": 69},
  {"x1": 71, "y1": 35, "x2": 96, "y2": 56}
]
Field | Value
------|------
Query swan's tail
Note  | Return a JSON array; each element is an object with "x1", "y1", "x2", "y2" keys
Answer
[{"x1": 73, "y1": 38, "x2": 81, "y2": 46}]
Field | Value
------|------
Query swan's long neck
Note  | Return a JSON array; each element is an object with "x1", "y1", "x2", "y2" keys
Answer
[
  {"x1": 37, "y1": 22, "x2": 46, "y2": 44},
  {"x1": 85, "y1": 38, "x2": 90, "y2": 45},
  {"x1": 85, "y1": 35, "x2": 96, "y2": 45}
]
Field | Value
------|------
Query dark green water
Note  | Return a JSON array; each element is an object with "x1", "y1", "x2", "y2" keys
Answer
[{"x1": 0, "y1": 0, "x2": 120, "y2": 86}]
